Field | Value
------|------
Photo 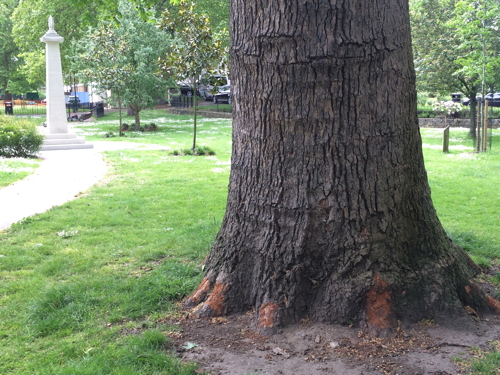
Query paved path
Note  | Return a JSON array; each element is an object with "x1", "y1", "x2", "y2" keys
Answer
[{"x1": 0, "y1": 141, "x2": 163, "y2": 231}]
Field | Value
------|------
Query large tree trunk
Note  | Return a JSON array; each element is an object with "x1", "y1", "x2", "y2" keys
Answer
[{"x1": 185, "y1": 0, "x2": 499, "y2": 334}]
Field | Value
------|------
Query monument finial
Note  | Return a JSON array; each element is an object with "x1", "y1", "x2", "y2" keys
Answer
[{"x1": 48, "y1": 15, "x2": 55, "y2": 31}]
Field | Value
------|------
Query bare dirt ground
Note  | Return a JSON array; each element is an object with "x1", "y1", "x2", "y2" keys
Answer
[{"x1": 164, "y1": 311, "x2": 500, "y2": 375}]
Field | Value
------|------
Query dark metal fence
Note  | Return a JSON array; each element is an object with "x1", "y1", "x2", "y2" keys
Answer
[
  {"x1": 170, "y1": 95, "x2": 194, "y2": 108},
  {"x1": 1, "y1": 101, "x2": 46, "y2": 116},
  {"x1": 65, "y1": 102, "x2": 96, "y2": 115},
  {"x1": 0, "y1": 101, "x2": 98, "y2": 116}
]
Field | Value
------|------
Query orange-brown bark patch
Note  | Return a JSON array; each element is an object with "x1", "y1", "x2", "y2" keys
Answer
[
  {"x1": 366, "y1": 274, "x2": 393, "y2": 330},
  {"x1": 187, "y1": 277, "x2": 211, "y2": 304},
  {"x1": 258, "y1": 302, "x2": 279, "y2": 328},
  {"x1": 204, "y1": 282, "x2": 229, "y2": 316},
  {"x1": 485, "y1": 295, "x2": 500, "y2": 313}
]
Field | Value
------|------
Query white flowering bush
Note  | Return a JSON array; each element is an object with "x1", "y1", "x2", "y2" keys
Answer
[
  {"x1": 0, "y1": 115, "x2": 44, "y2": 158},
  {"x1": 432, "y1": 100, "x2": 463, "y2": 117}
]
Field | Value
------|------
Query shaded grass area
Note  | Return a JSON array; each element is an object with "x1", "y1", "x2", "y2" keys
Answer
[{"x1": 1, "y1": 113, "x2": 500, "y2": 374}]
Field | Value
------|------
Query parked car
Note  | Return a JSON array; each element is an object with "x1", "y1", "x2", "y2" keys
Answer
[
  {"x1": 176, "y1": 80, "x2": 202, "y2": 97},
  {"x1": 198, "y1": 75, "x2": 228, "y2": 100},
  {"x1": 68, "y1": 95, "x2": 80, "y2": 105},
  {"x1": 486, "y1": 92, "x2": 500, "y2": 107},
  {"x1": 462, "y1": 92, "x2": 500, "y2": 107},
  {"x1": 179, "y1": 85, "x2": 195, "y2": 96},
  {"x1": 213, "y1": 85, "x2": 231, "y2": 104},
  {"x1": 462, "y1": 95, "x2": 482, "y2": 106}
]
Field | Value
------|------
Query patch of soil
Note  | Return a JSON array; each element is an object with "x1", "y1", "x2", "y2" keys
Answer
[{"x1": 165, "y1": 311, "x2": 500, "y2": 375}]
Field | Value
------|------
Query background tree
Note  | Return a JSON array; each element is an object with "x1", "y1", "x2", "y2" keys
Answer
[
  {"x1": 10, "y1": 0, "x2": 135, "y2": 91},
  {"x1": 10, "y1": 0, "x2": 93, "y2": 89},
  {"x1": 158, "y1": 0, "x2": 228, "y2": 151},
  {"x1": 5, "y1": 0, "x2": 228, "y2": 96},
  {"x1": 184, "y1": 0, "x2": 499, "y2": 334},
  {"x1": 72, "y1": 24, "x2": 130, "y2": 136},
  {"x1": 0, "y1": 0, "x2": 20, "y2": 98},
  {"x1": 410, "y1": 0, "x2": 500, "y2": 137},
  {"x1": 72, "y1": 0, "x2": 173, "y2": 128},
  {"x1": 190, "y1": 0, "x2": 229, "y2": 31}
]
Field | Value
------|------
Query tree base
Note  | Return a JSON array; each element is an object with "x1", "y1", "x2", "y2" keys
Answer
[{"x1": 184, "y1": 256, "x2": 500, "y2": 336}]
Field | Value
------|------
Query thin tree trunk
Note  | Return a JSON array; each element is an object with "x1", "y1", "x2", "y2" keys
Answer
[
  {"x1": 470, "y1": 100, "x2": 477, "y2": 139},
  {"x1": 118, "y1": 93, "x2": 123, "y2": 138},
  {"x1": 193, "y1": 79, "x2": 198, "y2": 150},
  {"x1": 134, "y1": 109, "x2": 140, "y2": 127},
  {"x1": 185, "y1": 0, "x2": 499, "y2": 335}
]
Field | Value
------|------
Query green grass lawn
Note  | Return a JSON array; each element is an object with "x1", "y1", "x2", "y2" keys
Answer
[
  {"x1": 0, "y1": 158, "x2": 42, "y2": 188},
  {"x1": 1, "y1": 111, "x2": 499, "y2": 374},
  {"x1": 421, "y1": 127, "x2": 500, "y2": 268}
]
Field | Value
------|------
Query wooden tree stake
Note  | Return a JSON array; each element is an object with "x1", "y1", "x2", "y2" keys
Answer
[{"x1": 443, "y1": 126, "x2": 450, "y2": 153}]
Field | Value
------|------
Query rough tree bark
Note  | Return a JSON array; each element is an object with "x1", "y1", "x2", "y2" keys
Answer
[{"x1": 185, "y1": 0, "x2": 500, "y2": 334}]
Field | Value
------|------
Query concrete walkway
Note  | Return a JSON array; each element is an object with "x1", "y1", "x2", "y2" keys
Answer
[{"x1": 0, "y1": 141, "x2": 163, "y2": 231}]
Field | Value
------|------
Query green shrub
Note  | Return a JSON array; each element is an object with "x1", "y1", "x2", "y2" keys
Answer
[
  {"x1": 173, "y1": 146, "x2": 216, "y2": 156},
  {"x1": 194, "y1": 145, "x2": 216, "y2": 155},
  {"x1": 144, "y1": 122, "x2": 158, "y2": 131},
  {"x1": 131, "y1": 125, "x2": 145, "y2": 132},
  {"x1": 120, "y1": 122, "x2": 158, "y2": 133},
  {"x1": 0, "y1": 115, "x2": 44, "y2": 158}
]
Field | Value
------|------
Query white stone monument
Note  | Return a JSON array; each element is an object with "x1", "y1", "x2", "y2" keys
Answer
[{"x1": 40, "y1": 16, "x2": 92, "y2": 150}]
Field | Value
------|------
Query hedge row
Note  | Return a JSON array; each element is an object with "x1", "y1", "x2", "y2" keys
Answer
[
  {"x1": 418, "y1": 107, "x2": 500, "y2": 119},
  {"x1": 0, "y1": 115, "x2": 44, "y2": 158}
]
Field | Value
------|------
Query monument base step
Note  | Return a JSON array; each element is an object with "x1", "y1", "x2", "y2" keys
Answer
[
  {"x1": 41, "y1": 143, "x2": 94, "y2": 151},
  {"x1": 41, "y1": 133, "x2": 93, "y2": 151},
  {"x1": 43, "y1": 138, "x2": 86, "y2": 146}
]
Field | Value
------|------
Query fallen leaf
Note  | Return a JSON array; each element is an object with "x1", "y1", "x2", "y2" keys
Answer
[{"x1": 182, "y1": 342, "x2": 198, "y2": 350}]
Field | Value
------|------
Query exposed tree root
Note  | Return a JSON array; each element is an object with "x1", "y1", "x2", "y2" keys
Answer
[{"x1": 183, "y1": 268, "x2": 500, "y2": 337}]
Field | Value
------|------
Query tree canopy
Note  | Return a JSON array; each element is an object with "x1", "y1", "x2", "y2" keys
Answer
[
  {"x1": 410, "y1": 0, "x2": 500, "y2": 135},
  {"x1": 72, "y1": 0, "x2": 174, "y2": 126},
  {"x1": 3, "y1": 0, "x2": 229, "y2": 97},
  {"x1": 11, "y1": 0, "x2": 95, "y2": 88},
  {"x1": 0, "y1": 0, "x2": 21, "y2": 96}
]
